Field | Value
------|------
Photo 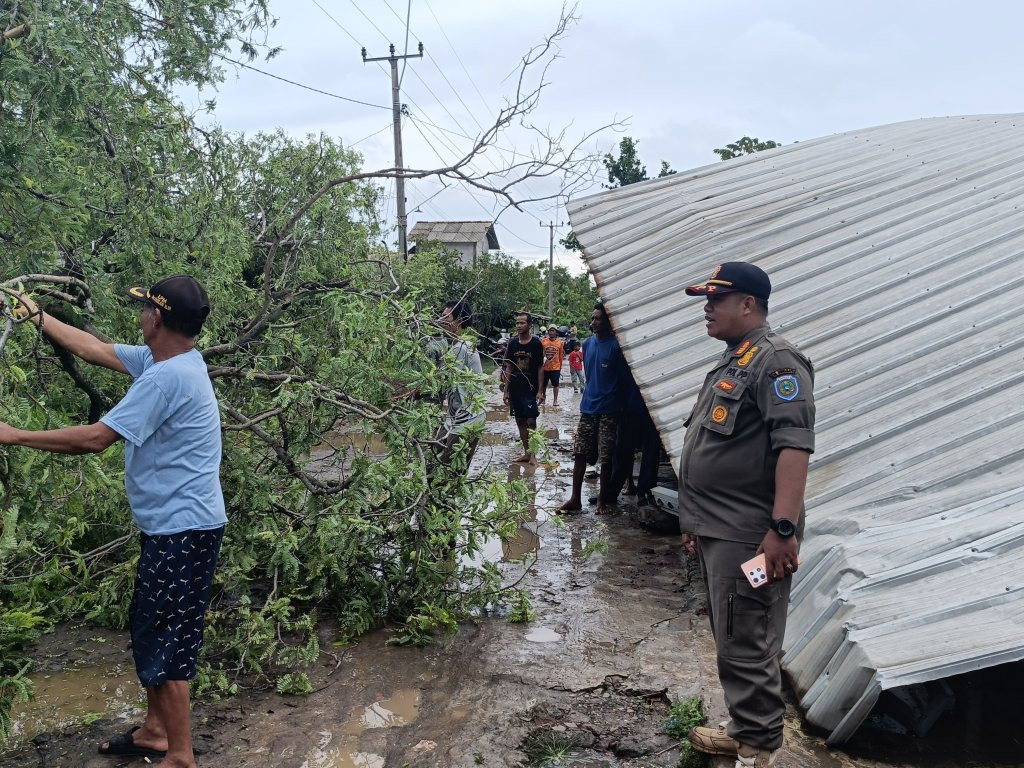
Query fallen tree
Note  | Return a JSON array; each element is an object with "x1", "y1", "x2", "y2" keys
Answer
[{"x1": 0, "y1": 0, "x2": 607, "y2": 743}]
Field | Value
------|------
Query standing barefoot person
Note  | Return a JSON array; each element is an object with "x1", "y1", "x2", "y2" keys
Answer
[
  {"x1": 502, "y1": 312, "x2": 544, "y2": 464},
  {"x1": 557, "y1": 304, "x2": 627, "y2": 514},
  {"x1": 1, "y1": 276, "x2": 224, "y2": 768}
]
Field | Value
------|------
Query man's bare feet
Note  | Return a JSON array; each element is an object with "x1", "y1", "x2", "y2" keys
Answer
[
  {"x1": 513, "y1": 453, "x2": 537, "y2": 464},
  {"x1": 557, "y1": 499, "x2": 583, "y2": 514},
  {"x1": 595, "y1": 501, "x2": 619, "y2": 515}
]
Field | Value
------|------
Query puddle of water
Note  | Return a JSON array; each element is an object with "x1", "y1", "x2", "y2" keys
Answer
[
  {"x1": 303, "y1": 689, "x2": 420, "y2": 768},
  {"x1": 503, "y1": 527, "x2": 540, "y2": 561},
  {"x1": 312, "y1": 430, "x2": 389, "y2": 456},
  {"x1": 9, "y1": 664, "x2": 144, "y2": 745},
  {"x1": 478, "y1": 433, "x2": 509, "y2": 446},
  {"x1": 485, "y1": 408, "x2": 509, "y2": 422},
  {"x1": 354, "y1": 689, "x2": 420, "y2": 730},
  {"x1": 525, "y1": 626, "x2": 562, "y2": 643}
]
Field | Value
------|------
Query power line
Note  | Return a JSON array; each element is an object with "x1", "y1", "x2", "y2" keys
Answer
[
  {"x1": 213, "y1": 53, "x2": 389, "y2": 110},
  {"x1": 422, "y1": 0, "x2": 494, "y2": 115},
  {"x1": 349, "y1": 123, "x2": 393, "y2": 147},
  {"x1": 308, "y1": 0, "x2": 363, "y2": 47},
  {"x1": 345, "y1": 0, "x2": 392, "y2": 45}
]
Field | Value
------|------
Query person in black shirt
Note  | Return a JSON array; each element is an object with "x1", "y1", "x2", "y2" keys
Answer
[{"x1": 502, "y1": 312, "x2": 544, "y2": 464}]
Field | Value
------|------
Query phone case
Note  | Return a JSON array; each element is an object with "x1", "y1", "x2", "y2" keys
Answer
[{"x1": 740, "y1": 553, "x2": 769, "y2": 588}]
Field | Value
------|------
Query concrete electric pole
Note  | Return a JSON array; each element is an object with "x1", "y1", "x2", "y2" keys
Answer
[
  {"x1": 540, "y1": 221, "x2": 565, "y2": 318},
  {"x1": 362, "y1": 42, "x2": 424, "y2": 262}
]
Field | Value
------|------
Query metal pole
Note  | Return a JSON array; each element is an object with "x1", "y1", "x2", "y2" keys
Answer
[
  {"x1": 540, "y1": 221, "x2": 565, "y2": 319},
  {"x1": 363, "y1": 43, "x2": 424, "y2": 262},
  {"x1": 388, "y1": 52, "x2": 407, "y2": 262}
]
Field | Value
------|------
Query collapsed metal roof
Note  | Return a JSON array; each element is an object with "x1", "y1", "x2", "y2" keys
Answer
[{"x1": 566, "y1": 114, "x2": 1024, "y2": 744}]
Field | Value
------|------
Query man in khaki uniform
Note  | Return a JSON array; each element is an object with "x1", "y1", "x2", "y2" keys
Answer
[{"x1": 678, "y1": 262, "x2": 815, "y2": 768}]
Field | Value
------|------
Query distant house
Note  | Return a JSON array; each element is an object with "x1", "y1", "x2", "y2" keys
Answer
[{"x1": 408, "y1": 220, "x2": 500, "y2": 267}]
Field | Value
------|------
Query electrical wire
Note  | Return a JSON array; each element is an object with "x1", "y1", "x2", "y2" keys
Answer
[
  {"x1": 213, "y1": 53, "x2": 390, "y2": 110},
  {"x1": 345, "y1": 0, "x2": 393, "y2": 45},
  {"x1": 308, "y1": 0, "x2": 363, "y2": 47},
  {"x1": 348, "y1": 123, "x2": 394, "y2": 147},
  {"x1": 422, "y1": 0, "x2": 493, "y2": 115}
]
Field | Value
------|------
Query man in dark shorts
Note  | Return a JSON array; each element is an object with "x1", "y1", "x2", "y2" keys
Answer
[
  {"x1": 1, "y1": 276, "x2": 225, "y2": 768},
  {"x1": 557, "y1": 304, "x2": 627, "y2": 514},
  {"x1": 502, "y1": 312, "x2": 544, "y2": 464},
  {"x1": 539, "y1": 324, "x2": 565, "y2": 405}
]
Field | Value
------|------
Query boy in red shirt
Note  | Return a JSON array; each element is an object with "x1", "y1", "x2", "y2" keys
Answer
[{"x1": 568, "y1": 346, "x2": 585, "y2": 393}]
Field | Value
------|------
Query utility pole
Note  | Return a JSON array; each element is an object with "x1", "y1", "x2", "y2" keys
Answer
[
  {"x1": 362, "y1": 42, "x2": 424, "y2": 262},
  {"x1": 540, "y1": 221, "x2": 565, "y2": 318}
]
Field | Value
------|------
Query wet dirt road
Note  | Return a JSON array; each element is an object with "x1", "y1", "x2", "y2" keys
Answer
[{"x1": 0, "y1": 380, "x2": 1001, "y2": 768}]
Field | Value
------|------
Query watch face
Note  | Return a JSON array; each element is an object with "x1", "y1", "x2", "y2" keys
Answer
[{"x1": 773, "y1": 518, "x2": 796, "y2": 536}]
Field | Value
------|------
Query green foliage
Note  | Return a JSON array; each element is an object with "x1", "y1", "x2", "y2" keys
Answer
[
  {"x1": 604, "y1": 136, "x2": 650, "y2": 187},
  {"x1": 665, "y1": 696, "x2": 708, "y2": 768},
  {"x1": 395, "y1": 247, "x2": 596, "y2": 338},
  {"x1": 521, "y1": 728, "x2": 579, "y2": 766},
  {"x1": 713, "y1": 136, "x2": 781, "y2": 161},
  {"x1": 0, "y1": 0, "x2": 532, "y2": 746},
  {"x1": 562, "y1": 134, "x2": 675, "y2": 256},
  {"x1": 578, "y1": 524, "x2": 609, "y2": 558},
  {"x1": 506, "y1": 589, "x2": 536, "y2": 623}
]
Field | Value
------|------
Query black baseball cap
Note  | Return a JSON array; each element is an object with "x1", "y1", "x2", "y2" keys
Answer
[
  {"x1": 685, "y1": 262, "x2": 771, "y2": 301},
  {"x1": 128, "y1": 275, "x2": 211, "y2": 322}
]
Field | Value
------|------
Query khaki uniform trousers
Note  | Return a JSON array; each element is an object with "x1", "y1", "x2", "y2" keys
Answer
[{"x1": 696, "y1": 536, "x2": 792, "y2": 750}]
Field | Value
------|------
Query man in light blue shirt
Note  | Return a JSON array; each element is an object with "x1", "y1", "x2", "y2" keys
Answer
[{"x1": 1, "y1": 275, "x2": 223, "y2": 768}]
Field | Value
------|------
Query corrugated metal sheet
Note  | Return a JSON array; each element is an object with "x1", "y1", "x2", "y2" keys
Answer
[{"x1": 566, "y1": 114, "x2": 1024, "y2": 744}]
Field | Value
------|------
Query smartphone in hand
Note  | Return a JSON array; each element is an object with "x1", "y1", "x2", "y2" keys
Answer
[{"x1": 741, "y1": 553, "x2": 769, "y2": 588}]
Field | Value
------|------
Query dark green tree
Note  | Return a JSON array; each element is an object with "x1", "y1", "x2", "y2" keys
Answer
[
  {"x1": 713, "y1": 136, "x2": 781, "y2": 160},
  {"x1": 563, "y1": 136, "x2": 675, "y2": 253}
]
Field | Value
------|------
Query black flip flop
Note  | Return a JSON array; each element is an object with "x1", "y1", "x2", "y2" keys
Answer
[{"x1": 97, "y1": 726, "x2": 167, "y2": 758}]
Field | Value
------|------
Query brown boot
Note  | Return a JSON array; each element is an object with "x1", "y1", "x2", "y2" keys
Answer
[
  {"x1": 687, "y1": 723, "x2": 739, "y2": 755},
  {"x1": 735, "y1": 743, "x2": 778, "y2": 768}
]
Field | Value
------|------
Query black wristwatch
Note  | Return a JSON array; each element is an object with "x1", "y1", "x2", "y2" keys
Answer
[{"x1": 770, "y1": 518, "x2": 797, "y2": 538}]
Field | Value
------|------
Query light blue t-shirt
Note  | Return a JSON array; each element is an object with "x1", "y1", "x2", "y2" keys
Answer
[{"x1": 101, "y1": 345, "x2": 226, "y2": 535}]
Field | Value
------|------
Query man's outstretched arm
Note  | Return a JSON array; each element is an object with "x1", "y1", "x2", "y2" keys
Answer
[
  {"x1": 14, "y1": 293, "x2": 128, "y2": 374},
  {"x1": 0, "y1": 421, "x2": 121, "y2": 454}
]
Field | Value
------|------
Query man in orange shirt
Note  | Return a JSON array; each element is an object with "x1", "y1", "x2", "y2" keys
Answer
[{"x1": 539, "y1": 325, "x2": 565, "y2": 406}]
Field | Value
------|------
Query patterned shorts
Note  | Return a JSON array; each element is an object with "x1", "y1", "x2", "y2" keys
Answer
[
  {"x1": 131, "y1": 526, "x2": 224, "y2": 687},
  {"x1": 572, "y1": 413, "x2": 619, "y2": 465}
]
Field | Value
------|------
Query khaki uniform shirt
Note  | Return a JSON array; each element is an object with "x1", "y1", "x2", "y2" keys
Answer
[{"x1": 678, "y1": 323, "x2": 815, "y2": 544}]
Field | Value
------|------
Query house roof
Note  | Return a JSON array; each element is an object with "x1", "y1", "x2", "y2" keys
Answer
[
  {"x1": 408, "y1": 220, "x2": 500, "y2": 249},
  {"x1": 566, "y1": 114, "x2": 1024, "y2": 744}
]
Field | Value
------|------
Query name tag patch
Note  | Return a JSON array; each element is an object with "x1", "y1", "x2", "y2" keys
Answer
[{"x1": 773, "y1": 374, "x2": 799, "y2": 401}]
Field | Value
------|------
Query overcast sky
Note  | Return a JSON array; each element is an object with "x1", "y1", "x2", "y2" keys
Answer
[{"x1": 184, "y1": 0, "x2": 1024, "y2": 272}]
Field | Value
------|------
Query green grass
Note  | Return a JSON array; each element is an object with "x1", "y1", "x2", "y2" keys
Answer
[{"x1": 664, "y1": 696, "x2": 709, "y2": 768}]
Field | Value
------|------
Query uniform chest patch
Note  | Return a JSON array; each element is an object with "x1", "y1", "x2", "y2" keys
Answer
[
  {"x1": 725, "y1": 367, "x2": 750, "y2": 379},
  {"x1": 773, "y1": 374, "x2": 799, "y2": 401},
  {"x1": 736, "y1": 346, "x2": 759, "y2": 367},
  {"x1": 769, "y1": 367, "x2": 796, "y2": 379},
  {"x1": 735, "y1": 340, "x2": 753, "y2": 357},
  {"x1": 715, "y1": 379, "x2": 738, "y2": 393},
  {"x1": 711, "y1": 405, "x2": 729, "y2": 424}
]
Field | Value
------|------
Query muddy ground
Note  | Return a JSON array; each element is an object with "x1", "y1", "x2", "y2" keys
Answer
[{"x1": 1, "y1": 380, "x2": 1014, "y2": 768}]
